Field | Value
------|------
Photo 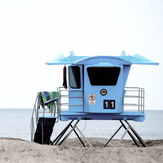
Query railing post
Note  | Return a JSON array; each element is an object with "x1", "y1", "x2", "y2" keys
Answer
[{"x1": 124, "y1": 87, "x2": 145, "y2": 113}]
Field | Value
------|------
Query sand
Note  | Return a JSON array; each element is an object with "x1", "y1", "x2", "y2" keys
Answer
[{"x1": 0, "y1": 138, "x2": 163, "y2": 163}]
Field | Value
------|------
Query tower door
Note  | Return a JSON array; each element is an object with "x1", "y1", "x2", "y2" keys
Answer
[
  {"x1": 83, "y1": 65, "x2": 124, "y2": 113},
  {"x1": 68, "y1": 65, "x2": 84, "y2": 112}
]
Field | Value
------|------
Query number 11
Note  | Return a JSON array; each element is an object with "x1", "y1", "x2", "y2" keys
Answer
[{"x1": 104, "y1": 100, "x2": 115, "y2": 109}]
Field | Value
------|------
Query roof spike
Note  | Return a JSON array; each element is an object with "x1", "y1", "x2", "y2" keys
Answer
[
  {"x1": 70, "y1": 51, "x2": 75, "y2": 56},
  {"x1": 120, "y1": 51, "x2": 126, "y2": 56}
]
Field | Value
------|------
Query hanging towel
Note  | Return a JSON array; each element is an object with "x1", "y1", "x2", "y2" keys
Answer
[
  {"x1": 63, "y1": 65, "x2": 67, "y2": 89},
  {"x1": 41, "y1": 91, "x2": 60, "y2": 112}
]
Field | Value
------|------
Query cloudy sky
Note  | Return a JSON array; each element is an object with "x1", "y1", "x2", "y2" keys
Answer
[{"x1": 0, "y1": 0, "x2": 162, "y2": 110}]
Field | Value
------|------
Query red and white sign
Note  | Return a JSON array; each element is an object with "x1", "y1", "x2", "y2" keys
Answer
[{"x1": 89, "y1": 94, "x2": 96, "y2": 105}]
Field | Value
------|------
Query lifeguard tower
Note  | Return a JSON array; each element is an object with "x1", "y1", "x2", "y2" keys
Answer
[{"x1": 30, "y1": 51, "x2": 158, "y2": 147}]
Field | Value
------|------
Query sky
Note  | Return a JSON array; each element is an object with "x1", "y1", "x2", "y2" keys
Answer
[{"x1": 0, "y1": 0, "x2": 163, "y2": 110}]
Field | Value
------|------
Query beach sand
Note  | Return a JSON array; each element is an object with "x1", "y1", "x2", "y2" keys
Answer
[{"x1": 0, "y1": 137, "x2": 163, "y2": 163}]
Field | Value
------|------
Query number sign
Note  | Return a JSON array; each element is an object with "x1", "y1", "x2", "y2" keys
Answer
[{"x1": 104, "y1": 100, "x2": 115, "y2": 109}]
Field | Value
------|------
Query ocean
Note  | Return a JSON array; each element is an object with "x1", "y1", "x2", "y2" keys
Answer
[{"x1": 0, "y1": 109, "x2": 163, "y2": 141}]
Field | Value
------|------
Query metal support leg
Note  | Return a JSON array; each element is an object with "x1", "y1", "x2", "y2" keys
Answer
[
  {"x1": 52, "y1": 120, "x2": 74, "y2": 145},
  {"x1": 120, "y1": 120, "x2": 140, "y2": 147},
  {"x1": 52, "y1": 120, "x2": 87, "y2": 147},
  {"x1": 59, "y1": 121, "x2": 85, "y2": 147},
  {"x1": 76, "y1": 126, "x2": 92, "y2": 147},
  {"x1": 58, "y1": 120, "x2": 83, "y2": 146},
  {"x1": 116, "y1": 125, "x2": 130, "y2": 147},
  {"x1": 125, "y1": 120, "x2": 147, "y2": 147},
  {"x1": 104, "y1": 125, "x2": 122, "y2": 147},
  {"x1": 41, "y1": 121, "x2": 44, "y2": 144},
  {"x1": 104, "y1": 120, "x2": 146, "y2": 147}
]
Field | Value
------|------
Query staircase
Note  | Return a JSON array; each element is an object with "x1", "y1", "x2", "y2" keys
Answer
[
  {"x1": 34, "y1": 117, "x2": 56, "y2": 144},
  {"x1": 30, "y1": 92, "x2": 60, "y2": 144}
]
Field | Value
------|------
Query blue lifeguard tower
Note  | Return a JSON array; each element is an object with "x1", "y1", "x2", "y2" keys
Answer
[{"x1": 30, "y1": 51, "x2": 158, "y2": 147}]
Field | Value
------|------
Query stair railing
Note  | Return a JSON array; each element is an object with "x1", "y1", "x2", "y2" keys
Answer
[
  {"x1": 30, "y1": 92, "x2": 41, "y2": 142},
  {"x1": 30, "y1": 92, "x2": 61, "y2": 142},
  {"x1": 123, "y1": 87, "x2": 145, "y2": 113}
]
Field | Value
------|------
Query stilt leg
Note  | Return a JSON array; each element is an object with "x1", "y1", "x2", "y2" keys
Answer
[
  {"x1": 104, "y1": 125, "x2": 122, "y2": 147},
  {"x1": 120, "y1": 120, "x2": 140, "y2": 147},
  {"x1": 104, "y1": 120, "x2": 146, "y2": 147},
  {"x1": 116, "y1": 125, "x2": 130, "y2": 147},
  {"x1": 76, "y1": 126, "x2": 92, "y2": 147},
  {"x1": 52, "y1": 120, "x2": 74, "y2": 145},
  {"x1": 70, "y1": 123, "x2": 86, "y2": 147},
  {"x1": 125, "y1": 120, "x2": 147, "y2": 147},
  {"x1": 52, "y1": 120, "x2": 86, "y2": 147},
  {"x1": 58, "y1": 120, "x2": 80, "y2": 146}
]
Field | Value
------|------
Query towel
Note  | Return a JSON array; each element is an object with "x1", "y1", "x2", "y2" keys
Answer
[{"x1": 41, "y1": 91, "x2": 60, "y2": 112}]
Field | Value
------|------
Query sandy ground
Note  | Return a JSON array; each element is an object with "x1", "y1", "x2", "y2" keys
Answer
[{"x1": 0, "y1": 137, "x2": 163, "y2": 163}]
